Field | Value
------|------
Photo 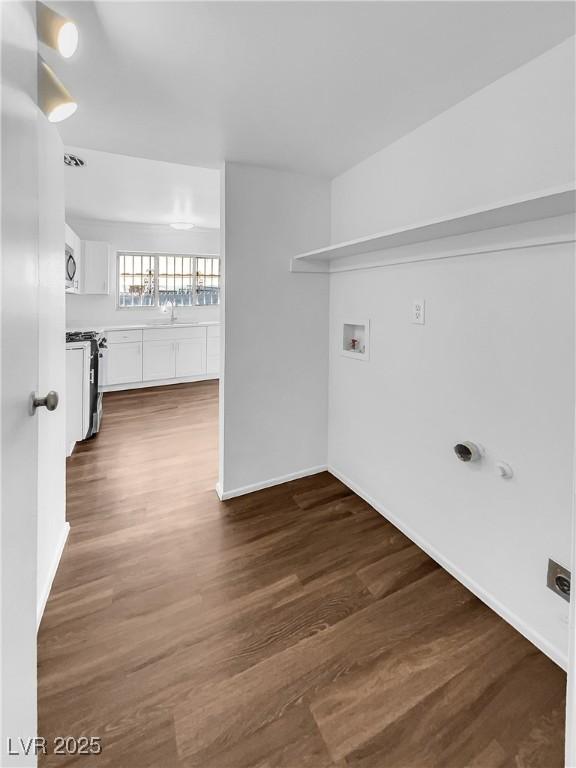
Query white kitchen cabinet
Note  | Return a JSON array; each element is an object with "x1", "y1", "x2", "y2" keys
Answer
[
  {"x1": 105, "y1": 342, "x2": 142, "y2": 385},
  {"x1": 100, "y1": 324, "x2": 221, "y2": 390},
  {"x1": 106, "y1": 329, "x2": 142, "y2": 344},
  {"x1": 143, "y1": 341, "x2": 176, "y2": 381},
  {"x1": 83, "y1": 240, "x2": 110, "y2": 294},
  {"x1": 206, "y1": 325, "x2": 220, "y2": 375},
  {"x1": 175, "y1": 339, "x2": 205, "y2": 377},
  {"x1": 143, "y1": 326, "x2": 207, "y2": 381},
  {"x1": 143, "y1": 326, "x2": 206, "y2": 342},
  {"x1": 206, "y1": 338, "x2": 220, "y2": 375}
]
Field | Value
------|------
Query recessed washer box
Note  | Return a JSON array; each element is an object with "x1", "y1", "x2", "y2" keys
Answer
[{"x1": 341, "y1": 320, "x2": 370, "y2": 360}]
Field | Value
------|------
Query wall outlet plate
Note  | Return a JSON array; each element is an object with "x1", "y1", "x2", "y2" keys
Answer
[
  {"x1": 547, "y1": 558, "x2": 570, "y2": 602},
  {"x1": 412, "y1": 299, "x2": 425, "y2": 324}
]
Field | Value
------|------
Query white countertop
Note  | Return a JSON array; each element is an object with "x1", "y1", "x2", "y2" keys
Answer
[
  {"x1": 67, "y1": 321, "x2": 220, "y2": 333},
  {"x1": 65, "y1": 339, "x2": 92, "y2": 348}
]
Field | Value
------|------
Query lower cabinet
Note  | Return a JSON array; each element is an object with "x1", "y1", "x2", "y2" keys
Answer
[
  {"x1": 142, "y1": 339, "x2": 206, "y2": 380},
  {"x1": 206, "y1": 325, "x2": 220, "y2": 375},
  {"x1": 143, "y1": 340, "x2": 176, "y2": 381},
  {"x1": 105, "y1": 341, "x2": 142, "y2": 385},
  {"x1": 206, "y1": 338, "x2": 220, "y2": 375},
  {"x1": 102, "y1": 324, "x2": 220, "y2": 389},
  {"x1": 175, "y1": 339, "x2": 206, "y2": 377}
]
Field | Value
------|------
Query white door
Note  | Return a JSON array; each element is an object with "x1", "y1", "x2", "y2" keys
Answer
[
  {"x1": 175, "y1": 339, "x2": 206, "y2": 377},
  {"x1": 37, "y1": 117, "x2": 67, "y2": 627},
  {"x1": 143, "y1": 341, "x2": 176, "y2": 381},
  {"x1": 1, "y1": 3, "x2": 40, "y2": 764},
  {"x1": 106, "y1": 343, "x2": 143, "y2": 385}
]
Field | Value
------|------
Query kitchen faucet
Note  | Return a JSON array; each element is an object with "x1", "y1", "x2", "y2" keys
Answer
[{"x1": 164, "y1": 300, "x2": 178, "y2": 322}]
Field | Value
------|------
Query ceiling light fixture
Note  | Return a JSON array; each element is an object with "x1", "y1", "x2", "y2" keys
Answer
[
  {"x1": 38, "y1": 58, "x2": 77, "y2": 123},
  {"x1": 37, "y1": 2, "x2": 79, "y2": 59},
  {"x1": 170, "y1": 222, "x2": 196, "y2": 230}
]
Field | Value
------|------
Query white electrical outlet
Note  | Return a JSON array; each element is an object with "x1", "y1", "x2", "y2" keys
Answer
[{"x1": 412, "y1": 299, "x2": 425, "y2": 324}]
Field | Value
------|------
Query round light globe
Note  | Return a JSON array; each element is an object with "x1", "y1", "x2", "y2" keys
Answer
[
  {"x1": 49, "y1": 101, "x2": 78, "y2": 123},
  {"x1": 57, "y1": 21, "x2": 79, "y2": 58}
]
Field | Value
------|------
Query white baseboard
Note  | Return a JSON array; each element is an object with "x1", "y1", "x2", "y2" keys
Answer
[
  {"x1": 217, "y1": 465, "x2": 328, "y2": 501},
  {"x1": 37, "y1": 522, "x2": 70, "y2": 631},
  {"x1": 328, "y1": 465, "x2": 568, "y2": 671},
  {"x1": 101, "y1": 374, "x2": 219, "y2": 393}
]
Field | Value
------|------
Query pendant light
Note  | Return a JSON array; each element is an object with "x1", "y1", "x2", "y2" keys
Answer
[
  {"x1": 37, "y1": 2, "x2": 79, "y2": 59},
  {"x1": 38, "y1": 58, "x2": 77, "y2": 123}
]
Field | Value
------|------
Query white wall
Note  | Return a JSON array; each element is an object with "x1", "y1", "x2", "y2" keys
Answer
[
  {"x1": 331, "y1": 36, "x2": 576, "y2": 242},
  {"x1": 220, "y1": 162, "x2": 331, "y2": 496},
  {"x1": 65, "y1": 218, "x2": 220, "y2": 329},
  {"x1": 37, "y1": 118, "x2": 67, "y2": 627},
  {"x1": 327, "y1": 37, "x2": 576, "y2": 667},
  {"x1": 328, "y1": 220, "x2": 574, "y2": 666}
]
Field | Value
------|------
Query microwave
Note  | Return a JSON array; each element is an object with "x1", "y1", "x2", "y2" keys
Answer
[{"x1": 65, "y1": 245, "x2": 77, "y2": 290}]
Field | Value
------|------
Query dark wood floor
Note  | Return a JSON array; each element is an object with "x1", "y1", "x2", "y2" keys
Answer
[{"x1": 38, "y1": 382, "x2": 566, "y2": 767}]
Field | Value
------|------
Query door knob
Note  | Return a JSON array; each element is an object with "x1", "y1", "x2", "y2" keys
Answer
[{"x1": 32, "y1": 390, "x2": 59, "y2": 412}]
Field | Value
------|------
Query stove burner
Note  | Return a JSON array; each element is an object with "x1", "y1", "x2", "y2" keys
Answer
[{"x1": 66, "y1": 330, "x2": 102, "y2": 343}]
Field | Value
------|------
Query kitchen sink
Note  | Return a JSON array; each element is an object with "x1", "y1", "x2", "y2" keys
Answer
[{"x1": 146, "y1": 319, "x2": 198, "y2": 326}]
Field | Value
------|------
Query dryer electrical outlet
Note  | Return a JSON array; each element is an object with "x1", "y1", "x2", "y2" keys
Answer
[{"x1": 547, "y1": 558, "x2": 570, "y2": 602}]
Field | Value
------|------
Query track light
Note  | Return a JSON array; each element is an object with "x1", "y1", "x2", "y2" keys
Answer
[
  {"x1": 37, "y1": 2, "x2": 79, "y2": 59},
  {"x1": 38, "y1": 58, "x2": 77, "y2": 123}
]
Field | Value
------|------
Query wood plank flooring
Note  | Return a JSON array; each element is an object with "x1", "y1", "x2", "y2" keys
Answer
[{"x1": 38, "y1": 382, "x2": 566, "y2": 767}]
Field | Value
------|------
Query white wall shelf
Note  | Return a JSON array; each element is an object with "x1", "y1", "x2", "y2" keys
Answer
[{"x1": 290, "y1": 186, "x2": 575, "y2": 273}]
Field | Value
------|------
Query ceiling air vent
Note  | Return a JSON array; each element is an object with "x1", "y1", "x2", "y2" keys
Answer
[{"x1": 64, "y1": 153, "x2": 85, "y2": 168}]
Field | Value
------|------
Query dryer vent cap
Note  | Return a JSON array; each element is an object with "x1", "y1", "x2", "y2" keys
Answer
[
  {"x1": 454, "y1": 441, "x2": 483, "y2": 462},
  {"x1": 64, "y1": 153, "x2": 85, "y2": 167}
]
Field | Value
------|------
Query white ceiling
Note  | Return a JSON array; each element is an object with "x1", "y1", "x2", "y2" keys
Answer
[
  {"x1": 64, "y1": 146, "x2": 220, "y2": 228},
  {"x1": 49, "y1": 2, "x2": 575, "y2": 178}
]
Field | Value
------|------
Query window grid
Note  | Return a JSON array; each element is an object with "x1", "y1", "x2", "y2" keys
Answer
[
  {"x1": 118, "y1": 254, "x2": 156, "y2": 308},
  {"x1": 196, "y1": 257, "x2": 220, "y2": 306},
  {"x1": 117, "y1": 253, "x2": 220, "y2": 308}
]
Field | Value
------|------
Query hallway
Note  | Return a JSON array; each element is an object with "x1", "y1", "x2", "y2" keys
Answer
[{"x1": 38, "y1": 382, "x2": 566, "y2": 767}]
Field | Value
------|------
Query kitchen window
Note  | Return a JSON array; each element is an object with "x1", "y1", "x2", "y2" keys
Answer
[{"x1": 117, "y1": 253, "x2": 220, "y2": 308}]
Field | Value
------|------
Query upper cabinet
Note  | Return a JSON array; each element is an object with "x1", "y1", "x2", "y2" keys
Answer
[
  {"x1": 64, "y1": 223, "x2": 110, "y2": 295},
  {"x1": 82, "y1": 241, "x2": 110, "y2": 295}
]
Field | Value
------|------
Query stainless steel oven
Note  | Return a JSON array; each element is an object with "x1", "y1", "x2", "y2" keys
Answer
[{"x1": 65, "y1": 330, "x2": 107, "y2": 438}]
